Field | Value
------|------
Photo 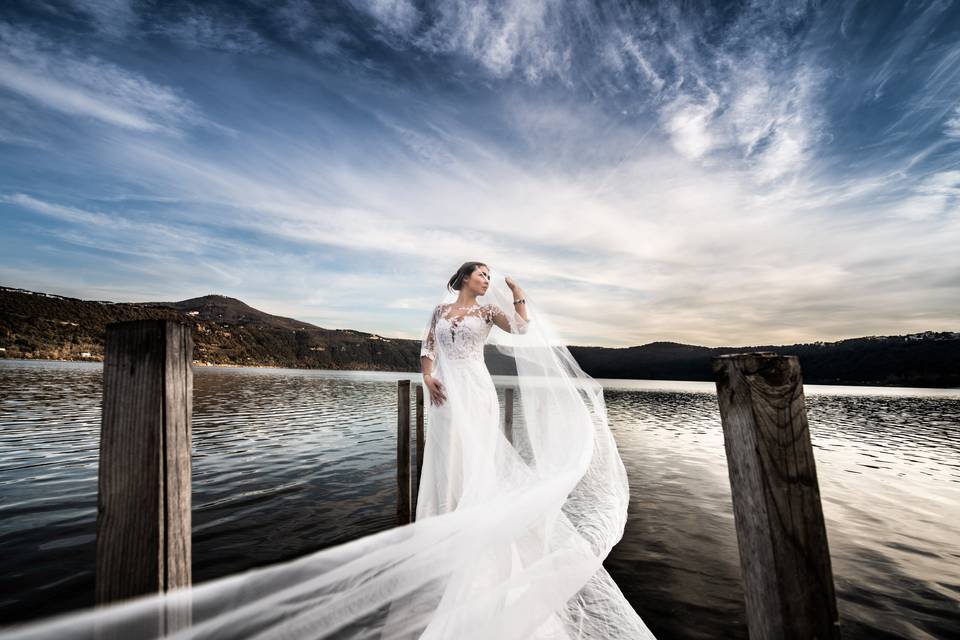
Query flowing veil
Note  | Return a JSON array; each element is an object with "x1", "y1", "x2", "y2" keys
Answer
[{"x1": 0, "y1": 267, "x2": 654, "y2": 640}]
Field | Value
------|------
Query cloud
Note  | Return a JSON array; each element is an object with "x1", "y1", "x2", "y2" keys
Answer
[
  {"x1": 2, "y1": 1, "x2": 959, "y2": 346},
  {"x1": 616, "y1": 31, "x2": 666, "y2": 93},
  {"x1": 1, "y1": 192, "x2": 230, "y2": 257},
  {"x1": 0, "y1": 125, "x2": 46, "y2": 148},
  {"x1": 352, "y1": 0, "x2": 420, "y2": 37},
  {"x1": 946, "y1": 104, "x2": 960, "y2": 138},
  {"x1": 67, "y1": 0, "x2": 138, "y2": 38},
  {"x1": 5, "y1": 98, "x2": 959, "y2": 346},
  {"x1": 68, "y1": 89, "x2": 955, "y2": 346},
  {"x1": 0, "y1": 23, "x2": 203, "y2": 134},
  {"x1": 0, "y1": 95, "x2": 50, "y2": 148},
  {"x1": 891, "y1": 170, "x2": 960, "y2": 221},
  {"x1": 660, "y1": 93, "x2": 719, "y2": 160},
  {"x1": 364, "y1": 1, "x2": 830, "y2": 184},
  {"x1": 863, "y1": 0, "x2": 952, "y2": 102},
  {"x1": 146, "y1": 9, "x2": 269, "y2": 53},
  {"x1": 272, "y1": 0, "x2": 320, "y2": 38},
  {"x1": 2, "y1": 193, "x2": 114, "y2": 225},
  {"x1": 415, "y1": 0, "x2": 576, "y2": 81},
  {"x1": 270, "y1": 3, "x2": 359, "y2": 58}
]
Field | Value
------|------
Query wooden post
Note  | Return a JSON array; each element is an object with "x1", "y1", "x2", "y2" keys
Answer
[
  {"x1": 414, "y1": 383, "x2": 425, "y2": 519},
  {"x1": 397, "y1": 379, "x2": 411, "y2": 525},
  {"x1": 96, "y1": 320, "x2": 193, "y2": 610},
  {"x1": 712, "y1": 353, "x2": 840, "y2": 640},
  {"x1": 504, "y1": 387, "x2": 514, "y2": 445}
]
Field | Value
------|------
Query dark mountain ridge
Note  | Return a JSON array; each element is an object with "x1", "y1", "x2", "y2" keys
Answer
[
  {"x1": 568, "y1": 333, "x2": 960, "y2": 388},
  {"x1": 157, "y1": 294, "x2": 319, "y2": 331},
  {"x1": 2, "y1": 285, "x2": 957, "y2": 387},
  {"x1": 0, "y1": 286, "x2": 414, "y2": 371}
]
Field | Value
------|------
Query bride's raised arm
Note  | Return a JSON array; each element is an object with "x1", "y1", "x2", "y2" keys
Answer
[
  {"x1": 487, "y1": 302, "x2": 529, "y2": 334},
  {"x1": 489, "y1": 275, "x2": 529, "y2": 334}
]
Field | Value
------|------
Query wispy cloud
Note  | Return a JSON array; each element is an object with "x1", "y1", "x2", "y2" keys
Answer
[
  {"x1": 360, "y1": 1, "x2": 831, "y2": 185},
  {"x1": 417, "y1": 0, "x2": 574, "y2": 81},
  {"x1": 0, "y1": 23, "x2": 203, "y2": 134},
  {"x1": 145, "y1": 8, "x2": 269, "y2": 53},
  {"x1": 353, "y1": 0, "x2": 420, "y2": 38},
  {"x1": 66, "y1": 0, "x2": 138, "y2": 38},
  {"x1": 660, "y1": 93, "x2": 719, "y2": 161},
  {"x1": 890, "y1": 170, "x2": 960, "y2": 221},
  {"x1": 2, "y1": 193, "x2": 114, "y2": 225},
  {"x1": 1, "y1": 1, "x2": 958, "y2": 346},
  {"x1": 948, "y1": 105, "x2": 960, "y2": 138},
  {"x1": 45, "y1": 95, "x2": 954, "y2": 346}
]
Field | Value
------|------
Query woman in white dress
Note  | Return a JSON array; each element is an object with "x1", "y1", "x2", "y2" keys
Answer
[
  {"x1": 416, "y1": 261, "x2": 529, "y2": 519},
  {"x1": 402, "y1": 261, "x2": 655, "y2": 639},
  {"x1": 0, "y1": 262, "x2": 655, "y2": 640}
]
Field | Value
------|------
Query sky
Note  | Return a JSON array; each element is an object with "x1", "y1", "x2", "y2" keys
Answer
[{"x1": 0, "y1": 0, "x2": 958, "y2": 348}]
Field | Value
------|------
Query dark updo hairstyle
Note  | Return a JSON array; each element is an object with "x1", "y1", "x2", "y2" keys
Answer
[{"x1": 447, "y1": 261, "x2": 488, "y2": 292}]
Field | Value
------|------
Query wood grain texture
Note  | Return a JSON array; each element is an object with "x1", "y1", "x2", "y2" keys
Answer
[
  {"x1": 95, "y1": 320, "x2": 193, "y2": 610},
  {"x1": 712, "y1": 353, "x2": 840, "y2": 640},
  {"x1": 504, "y1": 387, "x2": 514, "y2": 445},
  {"x1": 397, "y1": 380, "x2": 411, "y2": 525},
  {"x1": 414, "y1": 383, "x2": 424, "y2": 520}
]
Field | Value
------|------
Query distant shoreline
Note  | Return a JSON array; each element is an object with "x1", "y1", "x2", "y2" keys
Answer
[
  {"x1": 3, "y1": 285, "x2": 958, "y2": 389},
  {"x1": 4, "y1": 356, "x2": 958, "y2": 391}
]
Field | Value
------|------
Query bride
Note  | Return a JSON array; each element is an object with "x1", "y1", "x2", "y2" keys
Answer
[
  {"x1": 0, "y1": 261, "x2": 655, "y2": 640},
  {"x1": 397, "y1": 261, "x2": 654, "y2": 639},
  {"x1": 415, "y1": 261, "x2": 530, "y2": 518}
]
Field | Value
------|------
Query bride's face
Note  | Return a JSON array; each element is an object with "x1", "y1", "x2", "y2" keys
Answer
[{"x1": 464, "y1": 266, "x2": 491, "y2": 295}]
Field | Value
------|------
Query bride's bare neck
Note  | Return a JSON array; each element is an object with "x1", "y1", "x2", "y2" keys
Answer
[{"x1": 453, "y1": 293, "x2": 479, "y2": 307}]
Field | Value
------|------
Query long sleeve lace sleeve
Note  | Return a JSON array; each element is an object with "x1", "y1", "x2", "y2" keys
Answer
[
  {"x1": 420, "y1": 305, "x2": 441, "y2": 360},
  {"x1": 486, "y1": 303, "x2": 529, "y2": 334}
]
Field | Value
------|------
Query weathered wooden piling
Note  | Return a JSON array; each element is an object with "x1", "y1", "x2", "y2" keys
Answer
[
  {"x1": 504, "y1": 387, "x2": 514, "y2": 445},
  {"x1": 96, "y1": 320, "x2": 193, "y2": 608},
  {"x1": 402, "y1": 384, "x2": 516, "y2": 521},
  {"x1": 415, "y1": 384, "x2": 425, "y2": 516},
  {"x1": 397, "y1": 379, "x2": 412, "y2": 524},
  {"x1": 712, "y1": 352, "x2": 840, "y2": 640}
]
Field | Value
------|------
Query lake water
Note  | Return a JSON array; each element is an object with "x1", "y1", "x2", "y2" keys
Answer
[{"x1": 1, "y1": 360, "x2": 958, "y2": 638}]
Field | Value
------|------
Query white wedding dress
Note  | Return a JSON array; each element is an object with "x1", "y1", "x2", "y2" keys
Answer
[
  {"x1": 416, "y1": 301, "x2": 525, "y2": 519},
  {"x1": 0, "y1": 272, "x2": 655, "y2": 640}
]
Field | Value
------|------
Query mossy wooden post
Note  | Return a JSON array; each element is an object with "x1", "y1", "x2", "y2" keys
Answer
[
  {"x1": 397, "y1": 379, "x2": 412, "y2": 525},
  {"x1": 96, "y1": 320, "x2": 193, "y2": 616},
  {"x1": 712, "y1": 352, "x2": 840, "y2": 640},
  {"x1": 504, "y1": 387, "x2": 514, "y2": 444},
  {"x1": 414, "y1": 383, "x2": 425, "y2": 519}
]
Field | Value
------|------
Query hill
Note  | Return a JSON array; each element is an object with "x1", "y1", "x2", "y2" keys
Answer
[
  {"x1": 568, "y1": 335, "x2": 960, "y2": 388},
  {"x1": 1, "y1": 286, "x2": 957, "y2": 387},
  {"x1": 0, "y1": 287, "x2": 416, "y2": 370}
]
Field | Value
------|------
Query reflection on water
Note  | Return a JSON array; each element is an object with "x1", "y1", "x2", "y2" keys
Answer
[
  {"x1": 0, "y1": 361, "x2": 957, "y2": 639},
  {"x1": 600, "y1": 382, "x2": 960, "y2": 639}
]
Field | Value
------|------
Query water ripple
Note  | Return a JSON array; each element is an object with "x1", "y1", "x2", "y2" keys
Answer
[{"x1": 1, "y1": 361, "x2": 957, "y2": 639}]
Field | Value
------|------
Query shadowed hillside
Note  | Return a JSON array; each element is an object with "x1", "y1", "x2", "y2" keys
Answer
[
  {"x1": 568, "y1": 336, "x2": 960, "y2": 388},
  {"x1": 0, "y1": 287, "x2": 417, "y2": 370}
]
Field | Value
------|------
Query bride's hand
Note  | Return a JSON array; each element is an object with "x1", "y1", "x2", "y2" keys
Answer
[
  {"x1": 505, "y1": 276, "x2": 518, "y2": 291},
  {"x1": 425, "y1": 375, "x2": 446, "y2": 406}
]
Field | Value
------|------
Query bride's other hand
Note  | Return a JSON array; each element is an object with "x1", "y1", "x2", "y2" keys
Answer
[
  {"x1": 505, "y1": 276, "x2": 518, "y2": 291},
  {"x1": 424, "y1": 375, "x2": 446, "y2": 406}
]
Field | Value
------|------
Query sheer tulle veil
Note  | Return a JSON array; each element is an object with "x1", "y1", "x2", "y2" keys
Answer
[{"x1": 0, "y1": 266, "x2": 654, "y2": 640}]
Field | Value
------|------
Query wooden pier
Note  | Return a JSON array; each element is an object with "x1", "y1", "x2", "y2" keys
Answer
[
  {"x1": 395, "y1": 380, "x2": 515, "y2": 524},
  {"x1": 93, "y1": 321, "x2": 841, "y2": 638},
  {"x1": 96, "y1": 320, "x2": 193, "y2": 604},
  {"x1": 712, "y1": 352, "x2": 841, "y2": 639}
]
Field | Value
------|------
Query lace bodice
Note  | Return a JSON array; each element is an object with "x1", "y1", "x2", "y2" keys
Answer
[{"x1": 420, "y1": 302, "x2": 528, "y2": 362}]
